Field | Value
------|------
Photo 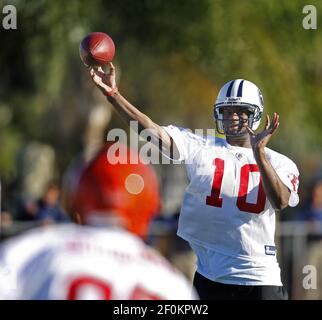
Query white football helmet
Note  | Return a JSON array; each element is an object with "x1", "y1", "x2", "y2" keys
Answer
[{"x1": 214, "y1": 79, "x2": 264, "y2": 136}]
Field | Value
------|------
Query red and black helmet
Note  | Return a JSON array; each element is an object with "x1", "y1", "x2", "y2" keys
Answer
[{"x1": 68, "y1": 142, "x2": 160, "y2": 238}]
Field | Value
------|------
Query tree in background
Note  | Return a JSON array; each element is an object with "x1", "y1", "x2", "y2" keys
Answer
[{"x1": 0, "y1": 0, "x2": 321, "y2": 199}]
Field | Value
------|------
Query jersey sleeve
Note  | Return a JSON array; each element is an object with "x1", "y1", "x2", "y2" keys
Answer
[
  {"x1": 275, "y1": 156, "x2": 300, "y2": 207},
  {"x1": 161, "y1": 125, "x2": 203, "y2": 163}
]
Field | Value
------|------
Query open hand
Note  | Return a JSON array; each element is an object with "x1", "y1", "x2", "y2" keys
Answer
[
  {"x1": 246, "y1": 113, "x2": 279, "y2": 151},
  {"x1": 88, "y1": 62, "x2": 118, "y2": 97}
]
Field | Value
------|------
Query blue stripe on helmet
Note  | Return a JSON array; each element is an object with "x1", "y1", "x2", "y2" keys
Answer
[
  {"x1": 226, "y1": 80, "x2": 235, "y2": 97},
  {"x1": 237, "y1": 80, "x2": 244, "y2": 97}
]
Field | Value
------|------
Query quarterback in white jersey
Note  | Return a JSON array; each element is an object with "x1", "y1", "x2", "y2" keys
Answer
[
  {"x1": 0, "y1": 143, "x2": 197, "y2": 300},
  {"x1": 88, "y1": 65, "x2": 299, "y2": 299},
  {"x1": 162, "y1": 125, "x2": 298, "y2": 286}
]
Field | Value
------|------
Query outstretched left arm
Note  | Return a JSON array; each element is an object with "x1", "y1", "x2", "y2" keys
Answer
[{"x1": 247, "y1": 113, "x2": 291, "y2": 211}]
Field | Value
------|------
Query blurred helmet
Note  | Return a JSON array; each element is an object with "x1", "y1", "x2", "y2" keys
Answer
[
  {"x1": 69, "y1": 143, "x2": 160, "y2": 238},
  {"x1": 214, "y1": 79, "x2": 264, "y2": 136}
]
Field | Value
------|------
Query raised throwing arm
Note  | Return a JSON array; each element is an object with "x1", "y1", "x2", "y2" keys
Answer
[{"x1": 88, "y1": 63, "x2": 179, "y2": 159}]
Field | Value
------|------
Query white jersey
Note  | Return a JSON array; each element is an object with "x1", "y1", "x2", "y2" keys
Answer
[
  {"x1": 163, "y1": 125, "x2": 300, "y2": 285},
  {"x1": 0, "y1": 224, "x2": 197, "y2": 300}
]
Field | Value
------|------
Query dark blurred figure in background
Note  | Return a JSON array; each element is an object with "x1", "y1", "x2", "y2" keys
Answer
[
  {"x1": 36, "y1": 182, "x2": 70, "y2": 225},
  {"x1": 297, "y1": 176, "x2": 322, "y2": 234},
  {"x1": 16, "y1": 182, "x2": 69, "y2": 225},
  {"x1": 296, "y1": 175, "x2": 322, "y2": 299},
  {"x1": 16, "y1": 197, "x2": 39, "y2": 222}
]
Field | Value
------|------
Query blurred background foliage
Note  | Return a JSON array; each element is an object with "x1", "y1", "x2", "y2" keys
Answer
[{"x1": 0, "y1": 0, "x2": 322, "y2": 200}]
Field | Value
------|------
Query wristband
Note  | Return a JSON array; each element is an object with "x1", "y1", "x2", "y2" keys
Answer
[{"x1": 104, "y1": 87, "x2": 118, "y2": 97}]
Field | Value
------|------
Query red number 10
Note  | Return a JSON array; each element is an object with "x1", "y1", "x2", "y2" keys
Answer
[{"x1": 206, "y1": 158, "x2": 266, "y2": 214}]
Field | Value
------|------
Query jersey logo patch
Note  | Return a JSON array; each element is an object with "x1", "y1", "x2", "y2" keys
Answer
[
  {"x1": 288, "y1": 174, "x2": 299, "y2": 192},
  {"x1": 235, "y1": 153, "x2": 243, "y2": 160},
  {"x1": 265, "y1": 245, "x2": 276, "y2": 256}
]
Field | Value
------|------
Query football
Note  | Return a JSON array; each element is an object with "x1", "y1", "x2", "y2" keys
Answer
[{"x1": 79, "y1": 32, "x2": 115, "y2": 67}]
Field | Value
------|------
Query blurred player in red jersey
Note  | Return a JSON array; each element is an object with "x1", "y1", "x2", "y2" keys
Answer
[
  {"x1": 86, "y1": 64, "x2": 300, "y2": 300},
  {"x1": 0, "y1": 143, "x2": 197, "y2": 300}
]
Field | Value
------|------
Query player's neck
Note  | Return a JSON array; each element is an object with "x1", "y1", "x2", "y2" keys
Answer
[{"x1": 226, "y1": 135, "x2": 252, "y2": 148}]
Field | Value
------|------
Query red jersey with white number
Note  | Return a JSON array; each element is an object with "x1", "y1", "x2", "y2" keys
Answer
[
  {"x1": 0, "y1": 224, "x2": 197, "y2": 300},
  {"x1": 163, "y1": 125, "x2": 299, "y2": 285}
]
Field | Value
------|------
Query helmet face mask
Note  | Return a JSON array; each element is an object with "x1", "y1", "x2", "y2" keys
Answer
[
  {"x1": 214, "y1": 104, "x2": 262, "y2": 136},
  {"x1": 214, "y1": 79, "x2": 264, "y2": 137}
]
